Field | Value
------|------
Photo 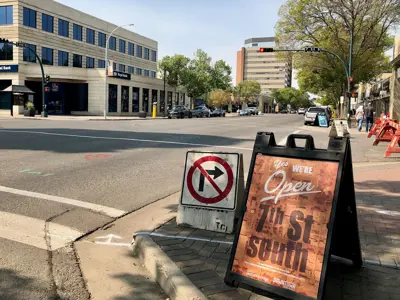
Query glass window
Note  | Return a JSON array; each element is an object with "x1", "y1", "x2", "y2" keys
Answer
[
  {"x1": 23, "y1": 7, "x2": 36, "y2": 28},
  {"x1": 121, "y1": 86, "x2": 129, "y2": 112},
  {"x1": 109, "y1": 36, "x2": 116, "y2": 50},
  {"x1": 113, "y1": 62, "x2": 116, "y2": 70},
  {"x1": 98, "y1": 59, "x2": 105, "y2": 68},
  {"x1": 23, "y1": 43, "x2": 36, "y2": 63},
  {"x1": 119, "y1": 64, "x2": 125, "y2": 72},
  {"x1": 42, "y1": 47, "x2": 53, "y2": 65},
  {"x1": 42, "y1": 13, "x2": 53, "y2": 33},
  {"x1": 73, "y1": 54, "x2": 82, "y2": 67},
  {"x1": 144, "y1": 48, "x2": 150, "y2": 60},
  {"x1": 0, "y1": 6, "x2": 13, "y2": 25},
  {"x1": 58, "y1": 19, "x2": 69, "y2": 37},
  {"x1": 128, "y1": 42, "x2": 134, "y2": 56},
  {"x1": 58, "y1": 50, "x2": 68, "y2": 66},
  {"x1": 144, "y1": 69, "x2": 150, "y2": 77},
  {"x1": 86, "y1": 28, "x2": 95, "y2": 45},
  {"x1": 73, "y1": 24, "x2": 82, "y2": 41},
  {"x1": 119, "y1": 39, "x2": 125, "y2": 53},
  {"x1": 151, "y1": 50, "x2": 157, "y2": 62},
  {"x1": 108, "y1": 84, "x2": 117, "y2": 112},
  {"x1": 151, "y1": 71, "x2": 156, "y2": 78},
  {"x1": 136, "y1": 45, "x2": 142, "y2": 58},
  {"x1": 135, "y1": 67, "x2": 142, "y2": 75},
  {"x1": 128, "y1": 66, "x2": 134, "y2": 74},
  {"x1": 86, "y1": 56, "x2": 94, "y2": 68},
  {"x1": 98, "y1": 32, "x2": 106, "y2": 47},
  {"x1": 132, "y1": 87, "x2": 139, "y2": 112}
]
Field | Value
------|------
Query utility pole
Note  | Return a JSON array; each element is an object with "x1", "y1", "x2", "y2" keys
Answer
[
  {"x1": 347, "y1": 27, "x2": 354, "y2": 126},
  {"x1": 163, "y1": 67, "x2": 167, "y2": 113}
]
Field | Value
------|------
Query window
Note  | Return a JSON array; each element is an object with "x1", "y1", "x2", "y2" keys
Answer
[
  {"x1": 113, "y1": 62, "x2": 117, "y2": 70},
  {"x1": 23, "y1": 44, "x2": 36, "y2": 63},
  {"x1": 98, "y1": 32, "x2": 106, "y2": 47},
  {"x1": 128, "y1": 42, "x2": 134, "y2": 56},
  {"x1": 121, "y1": 86, "x2": 129, "y2": 112},
  {"x1": 0, "y1": 6, "x2": 13, "y2": 25},
  {"x1": 151, "y1": 50, "x2": 157, "y2": 62},
  {"x1": 144, "y1": 69, "x2": 150, "y2": 77},
  {"x1": 86, "y1": 56, "x2": 94, "y2": 68},
  {"x1": 108, "y1": 84, "x2": 117, "y2": 112},
  {"x1": 128, "y1": 66, "x2": 134, "y2": 74},
  {"x1": 42, "y1": 47, "x2": 53, "y2": 65},
  {"x1": 42, "y1": 13, "x2": 53, "y2": 33},
  {"x1": 151, "y1": 71, "x2": 156, "y2": 78},
  {"x1": 23, "y1": 7, "x2": 36, "y2": 28},
  {"x1": 73, "y1": 24, "x2": 82, "y2": 41},
  {"x1": 86, "y1": 28, "x2": 95, "y2": 45},
  {"x1": 136, "y1": 45, "x2": 142, "y2": 58},
  {"x1": 58, "y1": 50, "x2": 68, "y2": 66},
  {"x1": 98, "y1": 59, "x2": 105, "y2": 68},
  {"x1": 135, "y1": 67, "x2": 142, "y2": 75},
  {"x1": 144, "y1": 48, "x2": 150, "y2": 60},
  {"x1": 58, "y1": 19, "x2": 69, "y2": 37},
  {"x1": 119, "y1": 39, "x2": 126, "y2": 53},
  {"x1": 119, "y1": 64, "x2": 125, "y2": 72},
  {"x1": 109, "y1": 36, "x2": 116, "y2": 50},
  {"x1": 73, "y1": 54, "x2": 82, "y2": 67}
]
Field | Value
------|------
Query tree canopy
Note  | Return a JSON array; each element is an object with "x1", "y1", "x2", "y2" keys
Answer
[
  {"x1": 234, "y1": 80, "x2": 262, "y2": 104},
  {"x1": 271, "y1": 88, "x2": 313, "y2": 109},
  {"x1": 275, "y1": 0, "x2": 399, "y2": 104},
  {"x1": 209, "y1": 89, "x2": 231, "y2": 108}
]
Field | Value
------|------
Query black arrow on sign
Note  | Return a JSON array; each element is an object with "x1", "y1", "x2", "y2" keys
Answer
[{"x1": 198, "y1": 167, "x2": 224, "y2": 192}]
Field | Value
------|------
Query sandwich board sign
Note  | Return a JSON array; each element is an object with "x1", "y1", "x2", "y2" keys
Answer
[
  {"x1": 177, "y1": 151, "x2": 244, "y2": 233},
  {"x1": 329, "y1": 120, "x2": 350, "y2": 138},
  {"x1": 225, "y1": 132, "x2": 361, "y2": 300}
]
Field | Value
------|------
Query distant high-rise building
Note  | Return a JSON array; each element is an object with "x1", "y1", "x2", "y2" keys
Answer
[{"x1": 236, "y1": 37, "x2": 292, "y2": 95}]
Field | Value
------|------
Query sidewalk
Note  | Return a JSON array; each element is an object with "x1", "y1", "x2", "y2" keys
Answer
[{"x1": 133, "y1": 133, "x2": 400, "y2": 300}]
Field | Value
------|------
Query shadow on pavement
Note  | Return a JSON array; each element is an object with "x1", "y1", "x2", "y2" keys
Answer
[
  {"x1": 0, "y1": 268, "x2": 52, "y2": 300},
  {"x1": 0, "y1": 128, "x2": 253, "y2": 154},
  {"x1": 111, "y1": 273, "x2": 165, "y2": 300}
]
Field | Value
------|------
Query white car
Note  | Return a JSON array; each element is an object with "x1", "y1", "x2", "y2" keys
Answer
[
  {"x1": 304, "y1": 107, "x2": 329, "y2": 125},
  {"x1": 298, "y1": 108, "x2": 306, "y2": 115},
  {"x1": 247, "y1": 107, "x2": 258, "y2": 115}
]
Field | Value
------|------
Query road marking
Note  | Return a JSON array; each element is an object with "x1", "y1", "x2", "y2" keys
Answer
[
  {"x1": 134, "y1": 231, "x2": 233, "y2": 245},
  {"x1": 19, "y1": 169, "x2": 54, "y2": 176},
  {"x1": 0, "y1": 185, "x2": 126, "y2": 218},
  {"x1": 0, "y1": 211, "x2": 83, "y2": 250},
  {"x1": 0, "y1": 129, "x2": 254, "y2": 151},
  {"x1": 278, "y1": 130, "x2": 302, "y2": 146},
  {"x1": 93, "y1": 234, "x2": 131, "y2": 247}
]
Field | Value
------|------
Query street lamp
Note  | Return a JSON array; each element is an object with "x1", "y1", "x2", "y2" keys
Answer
[{"x1": 104, "y1": 23, "x2": 134, "y2": 119}]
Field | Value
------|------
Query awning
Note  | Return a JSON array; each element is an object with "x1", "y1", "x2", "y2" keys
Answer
[{"x1": 1, "y1": 85, "x2": 35, "y2": 94}]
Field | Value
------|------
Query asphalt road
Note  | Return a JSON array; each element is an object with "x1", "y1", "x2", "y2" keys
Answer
[{"x1": 0, "y1": 114, "x2": 315, "y2": 300}]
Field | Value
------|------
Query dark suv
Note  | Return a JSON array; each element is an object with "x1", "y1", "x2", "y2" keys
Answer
[{"x1": 167, "y1": 105, "x2": 192, "y2": 119}]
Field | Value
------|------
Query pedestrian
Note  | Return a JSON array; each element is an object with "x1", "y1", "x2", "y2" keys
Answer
[
  {"x1": 364, "y1": 103, "x2": 374, "y2": 132},
  {"x1": 355, "y1": 105, "x2": 364, "y2": 132}
]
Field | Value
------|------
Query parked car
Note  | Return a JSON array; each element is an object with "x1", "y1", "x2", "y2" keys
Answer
[
  {"x1": 280, "y1": 110, "x2": 288, "y2": 114},
  {"x1": 247, "y1": 107, "x2": 258, "y2": 115},
  {"x1": 167, "y1": 105, "x2": 192, "y2": 119},
  {"x1": 239, "y1": 109, "x2": 251, "y2": 116},
  {"x1": 290, "y1": 109, "x2": 297, "y2": 114},
  {"x1": 298, "y1": 108, "x2": 306, "y2": 115},
  {"x1": 193, "y1": 106, "x2": 211, "y2": 118},
  {"x1": 304, "y1": 107, "x2": 330, "y2": 125},
  {"x1": 211, "y1": 109, "x2": 226, "y2": 117}
]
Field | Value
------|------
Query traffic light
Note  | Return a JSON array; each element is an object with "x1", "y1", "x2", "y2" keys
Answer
[
  {"x1": 45, "y1": 75, "x2": 50, "y2": 84},
  {"x1": 351, "y1": 92, "x2": 358, "y2": 98},
  {"x1": 259, "y1": 48, "x2": 274, "y2": 53},
  {"x1": 0, "y1": 38, "x2": 9, "y2": 43},
  {"x1": 304, "y1": 47, "x2": 321, "y2": 52}
]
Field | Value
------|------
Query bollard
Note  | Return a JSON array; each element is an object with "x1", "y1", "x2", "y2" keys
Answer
[{"x1": 152, "y1": 102, "x2": 157, "y2": 119}]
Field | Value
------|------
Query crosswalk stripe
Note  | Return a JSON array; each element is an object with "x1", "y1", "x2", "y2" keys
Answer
[
  {"x1": 0, "y1": 211, "x2": 83, "y2": 250},
  {"x1": 0, "y1": 185, "x2": 126, "y2": 218}
]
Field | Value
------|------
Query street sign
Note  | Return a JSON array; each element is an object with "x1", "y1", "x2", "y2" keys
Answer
[
  {"x1": 177, "y1": 151, "x2": 245, "y2": 233},
  {"x1": 340, "y1": 96, "x2": 344, "y2": 104},
  {"x1": 225, "y1": 132, "x2": 361, "y2": 300}
]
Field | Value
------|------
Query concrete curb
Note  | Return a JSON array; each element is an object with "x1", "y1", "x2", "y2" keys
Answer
[{"x1": 132, "y1": 234, "x2": 208, "y2": 300}]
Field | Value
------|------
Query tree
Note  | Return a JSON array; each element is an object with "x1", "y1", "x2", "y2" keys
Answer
[
  {"x1": 209, "y1": 89, "x2": 231, "y2": 108},
  {"x1": 275, "y1": 0, "x2": 399, "y2": 102},
  {"x1": 270, "y1": 88, "x2": 313, "y2": 109},
  {"x1": 234, "y1": 80, "x2": 261, "y2": 104},
  {"x1": 209, "y1": 60, "x2": 232, "y2": 91},
  {"x1": 158, "y1": 54, "x2": 190, "y2": 93}
]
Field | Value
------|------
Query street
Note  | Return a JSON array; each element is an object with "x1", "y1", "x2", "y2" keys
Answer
[{"x1": 0, "y1": 114, "x2": 309, "y2": 300}]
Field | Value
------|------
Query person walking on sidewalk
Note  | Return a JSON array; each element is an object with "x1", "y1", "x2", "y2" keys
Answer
[
  {"x1": 356, "y1": 105, "x2": 364, "y2": 132},
  {"x1": 365, "y1": 103, "x2": 374, "y2": 132}
]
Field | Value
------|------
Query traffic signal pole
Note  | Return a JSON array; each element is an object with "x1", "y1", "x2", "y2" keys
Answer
[
  {"x1": 0, "y1": 39, "x2": 48, "y2": 117},
  {"x1": 260, "y1": 47, "x2": 351, "y2": 125}
]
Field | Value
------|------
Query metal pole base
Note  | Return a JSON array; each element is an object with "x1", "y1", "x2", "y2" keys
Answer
[{"x1": 41, "y1": 111, "x2": 48, "y2": 118}]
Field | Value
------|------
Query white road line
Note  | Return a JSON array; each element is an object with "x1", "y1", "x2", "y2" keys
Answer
[
  {"x1": 0, "y1": 211, "x2": 83, "y2": 250},
  {"x1": 0, "y1": 186, "x2": 126, "y2": 218},
  {"x1": 0, "y1": 129, "x2": 254, "y2": 151},
  {"x1": 278, "y1": 130, "x2": 302, "y2": 146}
]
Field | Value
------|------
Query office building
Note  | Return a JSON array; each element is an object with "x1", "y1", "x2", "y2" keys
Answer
[
  {"x1": 0, "y1": 0, "x2": 188, "y2": 116},
  {"x1": 236, "y1": 37, "x2": 292, "y2": 96}
]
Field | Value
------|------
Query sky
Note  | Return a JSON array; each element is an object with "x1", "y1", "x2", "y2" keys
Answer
[{"x1": 57, "y1": 0, "x2": 287, "y2": 84}]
